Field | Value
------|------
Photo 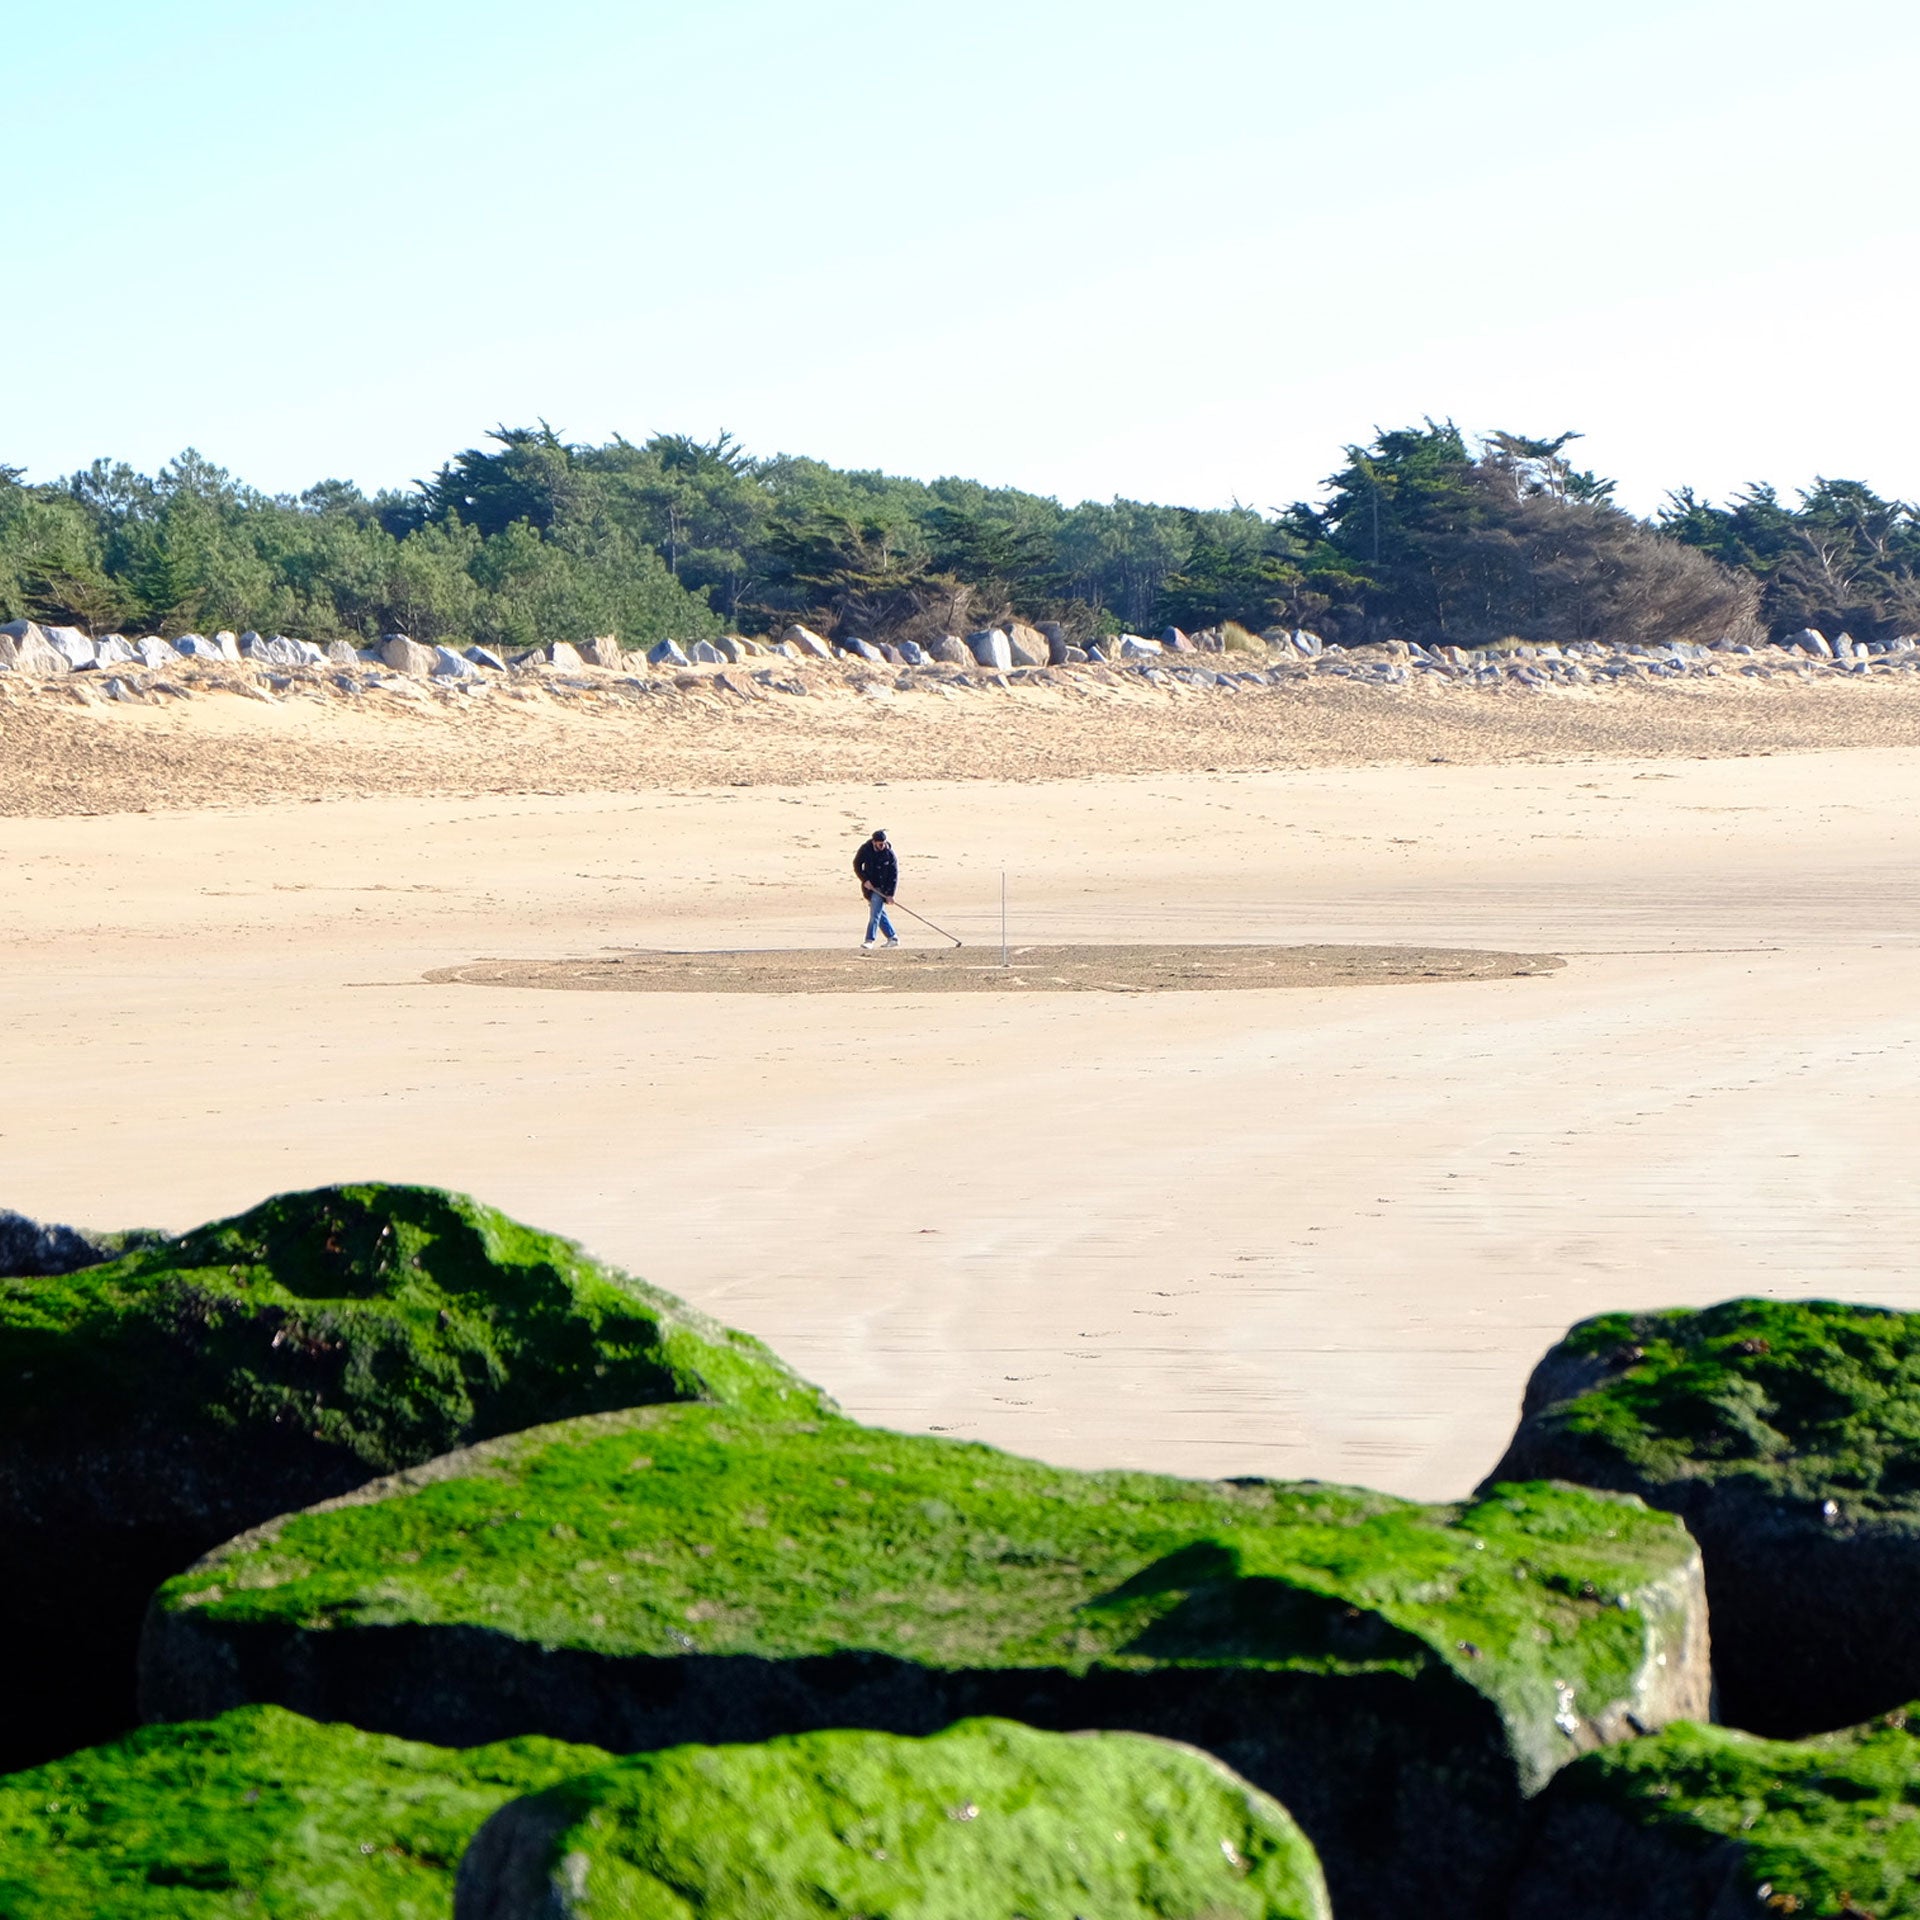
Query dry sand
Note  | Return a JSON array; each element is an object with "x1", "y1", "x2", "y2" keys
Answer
[
  {"x1": 4, "y1": 679, "x2": 1920, "y2": 1501},
  {"x1": 9, "y1": 663, "x2": 1920, "y2": 813}
]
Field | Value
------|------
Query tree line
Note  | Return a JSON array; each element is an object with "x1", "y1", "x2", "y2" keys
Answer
[{"x1": 2, "y1": 419, "x2": 1915, "y2": 652}]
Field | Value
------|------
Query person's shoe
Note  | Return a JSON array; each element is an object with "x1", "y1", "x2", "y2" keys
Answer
[
  {"x1": 861, "y1": 940, "x2": 876, "y2": 952},
  {"x1": 885, "y1": 936, "x2": 899, "y2": 947}
]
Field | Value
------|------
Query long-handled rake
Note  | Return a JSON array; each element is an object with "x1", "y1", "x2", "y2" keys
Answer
[{"x1": 884, "y1": 898, "x2": 963, "y2": 947}]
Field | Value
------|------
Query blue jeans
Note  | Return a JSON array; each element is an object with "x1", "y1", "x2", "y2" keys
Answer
[{"x1": 865, "y1": 892, "x2": 897, "y2": 942}]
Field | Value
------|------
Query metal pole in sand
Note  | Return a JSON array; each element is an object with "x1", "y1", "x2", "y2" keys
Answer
[{"x1": 1001, "y1": 871, "x2": 1008, "y2": 970}]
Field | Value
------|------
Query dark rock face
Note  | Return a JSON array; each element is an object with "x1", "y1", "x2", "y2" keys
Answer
[
  {"x1": 1483, "y1": 1296, "x2": 1920, "y2": 1735},
  {"x1": 1509, "y1": 1804, "x2": 1751, "y2": 1920},
  {"x1": 140, "y1": 1405, "x2": 1707, "y2": 1920},
  {"x1": 0, "y1": 1183, "x2": 824, "y2": 1771},
  {"x1": 1505, "y1": 1709, "x2": 1920, "y2": 1919},
  {"x1": 0, "y1": 1209, "x2": 162, "y2": 1278}
]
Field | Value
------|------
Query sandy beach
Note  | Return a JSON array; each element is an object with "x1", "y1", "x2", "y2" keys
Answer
[{"x1": 4, "y1": 679, "x2": 1919, "y2": 1500}]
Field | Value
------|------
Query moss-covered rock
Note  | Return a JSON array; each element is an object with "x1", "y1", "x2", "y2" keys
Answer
[
  {"x1": 0, "y1": 1703, "x2": 609, "y2": 1917},
  {"x1": 0, "y1": 1183, "x2": 825, "y2": 1770},
  {"x1": 1482, "y1": 1297, "x2": 1920, "y2": 1734},
  {"x1": 145, "y1": 1405, "x2": 1707, "y2": 1920},
  {"x1": 455, "y1": 1717, "x2": 1331, "y2": 1920},
  {"x1": 1508, "y1": 1707, "x2": 1920, "y2": 1919}
]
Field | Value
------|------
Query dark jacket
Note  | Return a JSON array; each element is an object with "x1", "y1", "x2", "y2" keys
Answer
[{"x1": 854, "y1": 841, "x2": 898, "y2": 897}]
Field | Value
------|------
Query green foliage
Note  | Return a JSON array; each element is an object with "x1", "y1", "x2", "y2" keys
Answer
[
  {"x1": 0, "y1": 437, "x2": 721, "y2": 650},
  {"x1": 412, "y1": 422, "x2": 580, "y2": 539},
  {"x1": 0, "y1": 1183, "x2": 828, "y2": 1480},
  {"x1": 0, "y1": 429, "x2": 1332, "y2": 648},
  {"x1": 472, "y1": 1717, "x2": 1332, "y2": 1919},
  {"x1": 1660, "y1": 476, "x2": 1920, "y2": 641},
  {"x1": 1154, "y1": 508, "x2": 1324, "y2": 633},
  {"x1": 11, "y1": 418, "x2": 1887, "y2": 650},
  {"x1": 1292, "y1": 421, "x2": 1757, "y2": 647},
  {"x1": 161, "y1": 1405, "x2": 1699, "y2": 1792},
  {"x1": 0, "y1": 1705, "x2": 608, "y2": 1918},
  {"x1": 0, "y1": 467, "x2": 133, "y2": 630},
  {"x1": 1541, "y1": 1298, "x2": 1920, "y2": 1512},
  {"x1": 1539, "y1": 1708, "x2": 1920, "y2": 1915}
]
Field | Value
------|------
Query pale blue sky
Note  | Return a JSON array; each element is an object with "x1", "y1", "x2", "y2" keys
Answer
[{"x1": 8, "y1": 0, "x2": 1918, "y2": 513}]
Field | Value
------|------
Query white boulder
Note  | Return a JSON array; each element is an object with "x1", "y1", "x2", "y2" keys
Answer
[
  {"x1": 0, "y1": 627, "x2": 69, "y2": 676},
  {"x1": 690, "y1": 639, "x2": 724, "y2": 664},
  {"x1": 42, "y1": 626, "x2": 97, "y2": 668},
  {"x1": 174, "y1": 634, "x2": 224, "y2": 659},
  {"x1": 465, "y1": 646, "x2": 508, "y2": 671},
  {"x1": 1006, "y1": 621, "x2": 1048, "y2": 667},
  {"x1": 380, "y1": 634, "x2": 437, "y2": 677},
  {"x1": 781, "y1": 624, "x2": 833, "y2": 659},
  {"x1": 648, "y1": 638, "x2": 692, "y2": 668},
  {"x1": 242, "y1": 633, "x2": 307, "y2": 666},
  {"x1": 135, "y1": 637, "x2": 178, "y2": 668},
  {"x1": 965, "y1": 628, "x2": 1014, "y2": 671}
]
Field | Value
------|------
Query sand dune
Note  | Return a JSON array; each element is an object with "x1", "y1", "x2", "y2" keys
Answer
[{"x1": 9, "y1": 662, "x2": 1920, "y2": 815}]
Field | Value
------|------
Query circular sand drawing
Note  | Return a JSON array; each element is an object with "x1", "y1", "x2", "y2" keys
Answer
[{"x1": 425, "y1": 944, "x2": 1563, "y2": 995}]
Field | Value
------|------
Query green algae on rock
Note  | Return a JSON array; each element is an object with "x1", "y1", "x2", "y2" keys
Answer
[
  {"x1": 146, "y1": 1405, "x2": 1707, "y2": 1920},
  {"x1": 1483, "y1": 1296, "x2": 1920, "y2": 1735},
  {"x1": 0, "y1": 1704, "x2": 609, "y2": 1919},
  {"x1": 455, "y1": 1717, "x2": 1331, "y2": 1920},
  {"x1": 1508, "y1": 1706, "x2": 1920, "y2": 1919},
  {"x1": 0, "y1": 1183, "x2": 825, "y2": 1771}
]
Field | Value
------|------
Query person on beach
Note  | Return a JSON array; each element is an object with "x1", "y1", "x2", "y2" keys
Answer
[{"x1": 854, "y1": 829, "x2": 899, "y2": 950}]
